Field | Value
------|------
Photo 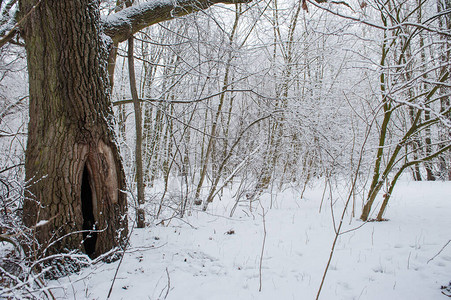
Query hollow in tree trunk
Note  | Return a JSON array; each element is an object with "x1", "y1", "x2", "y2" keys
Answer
[{"x1": 20, "y1": 0, "x2": 128, "y2": 258}]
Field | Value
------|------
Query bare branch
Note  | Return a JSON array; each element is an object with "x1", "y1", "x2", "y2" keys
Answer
[
  {"x1": 102, "y1": 0, "x2": 251, "y2": 44},
  {"x1": 0, "y1": 0, "x2": 41, "y2": 48},
  {"x1": 307, "y1": 0, "x2": 451, "y2": 37},
  {"x1": 112, "y1": 89, "x2": 273, "y2": 106}
]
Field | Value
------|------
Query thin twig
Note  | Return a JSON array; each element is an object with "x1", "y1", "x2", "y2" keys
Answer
[
  {"x1": 258, "y1": 201, "x2": 266, "y2": 292},
  {"x1": 427, "y1": 240, "x2": 451, "y2": 264},
  {"x1": 164, "y1": 267, "x2": 170, "y2": 299},
  {"x1": 0, "y1": 0, "x2": 43, "y2": 48},
  {"x1": 112, "y1": 89, "x2": 274, "y2": 106},
  {"x1": 106, "y1": 221, "x2": 135, "y2": 299},
  {"x1": 316, "y1": 111, "x2": 374, "y2": 300},
  {"x1": 0, "y1": 163, "x2": 24, "y2": 174}
]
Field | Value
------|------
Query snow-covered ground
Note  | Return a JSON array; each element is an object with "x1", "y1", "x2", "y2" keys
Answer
[{"x1": 51, "y1": 180, "x2": 451, "y2": 299}]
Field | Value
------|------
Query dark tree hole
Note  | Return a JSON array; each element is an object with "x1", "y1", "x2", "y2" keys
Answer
[{"x1": 81, "y1": 165, "x2": 97, "y2": 257}]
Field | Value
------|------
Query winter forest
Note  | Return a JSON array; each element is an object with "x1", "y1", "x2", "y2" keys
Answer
[{"x1": 0, "y1": 0, "x2": 450, "y2": 298}]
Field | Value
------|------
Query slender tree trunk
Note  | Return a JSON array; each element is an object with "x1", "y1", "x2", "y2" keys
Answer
[
  {"x1": 360, "y1": 27, "x2": 391, "y2": 221},
  {"x1": 194, "y1": 10, "x2": 240, "y2": 205},
  {"x1": 437, "y1": 0, "x2": 451, "y2": 180},
  {"x1": 107, "y1": 0, "x2": 127, "y2": 89},
  {"x1": 417, "y1": 0, "x2": 436, "y2": 181},
  {"x1": 21, "y1": 0, "x2": 127, "y2": 257},
  {"x1": 402, "y1": 35, "x2": 423, "y2": 182},
  {"x1": 409, "y1": 105, "x2": 423, "y2": 181},
  {"x1": 128, "y1": 35, "x2": 145, "y2": 228}
]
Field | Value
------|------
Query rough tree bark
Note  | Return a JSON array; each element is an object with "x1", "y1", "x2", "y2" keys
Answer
[{"x1": 20, "y1": 0, "x2": 128, "y2": 257}]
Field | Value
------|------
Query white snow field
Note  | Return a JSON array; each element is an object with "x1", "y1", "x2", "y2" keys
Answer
[{"x1": 51, "y1": 179, "x2": 451, "y2": 300}]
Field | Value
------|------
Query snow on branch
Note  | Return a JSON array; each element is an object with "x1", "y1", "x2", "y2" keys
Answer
[{"x1": 102, "y1": 0, "x2": 250, "y2": 44}]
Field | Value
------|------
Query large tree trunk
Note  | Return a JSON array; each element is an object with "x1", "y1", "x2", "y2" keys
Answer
[{"x1": 20, "y1": 0, "x2": 128, "y2": 258}]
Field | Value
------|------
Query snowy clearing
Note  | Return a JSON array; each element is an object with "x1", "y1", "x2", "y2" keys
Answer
[{"x1": 51, "y1": 180, "x2": 450, "y2": 300}]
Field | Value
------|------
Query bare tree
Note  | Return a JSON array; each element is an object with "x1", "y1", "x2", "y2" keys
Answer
[{"x1": 358, "y1": 0, "x2": 451, "y2": 221}]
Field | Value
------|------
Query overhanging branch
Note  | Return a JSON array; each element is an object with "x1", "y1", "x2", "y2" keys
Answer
[
  {"x1": 102, "y1": 0, "x2": 250, "y2": 44},
  {"x1": 0, "y1": 0, "x2": 40, "y2": 48}
]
